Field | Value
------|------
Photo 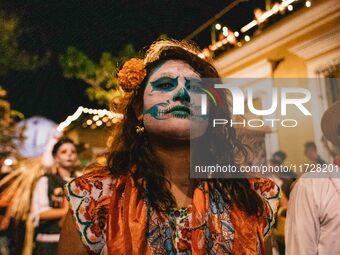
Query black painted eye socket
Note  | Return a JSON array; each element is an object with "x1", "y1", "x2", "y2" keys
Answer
[{"x1": 156, "y1": 83, "x2": 174, "y2": 89}]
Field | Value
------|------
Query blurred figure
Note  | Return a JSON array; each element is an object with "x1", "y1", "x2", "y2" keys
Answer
[
  {"x1": 286, "y1": 101, "x2": 340, "y2": 255},
  {"x1": 269, "y1": 151, "x2": 288, "y2": 199},
  {"x1": 31, "y1": 138, "x2": 78, "y2": 255},
  {"x1": 270, "y1": 151, "x2": 296, "y2": 198},
  {"x1": 0, "y1": 157, "x2": 44, "y2": 255},
  {"x1": 304, "y1": 142, "x2": 327, "y2": 165},
  {"x1": 321, "y1": 100, "x2": 340, "y2": 165},
  {"x1": 0, "y1": 162, "x2": 12, "y2": 255},
  {"x1": 0, "y1": 154, "x2": 24, "y2": 255},
  {"x1": 269, "y1": 151, "x2": 294, "y2": 255}
]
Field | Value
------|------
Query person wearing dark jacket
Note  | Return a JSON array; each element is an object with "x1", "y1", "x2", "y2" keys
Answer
[{"x1": 31, "y1": 138, "x2": 78, "y2": 255}]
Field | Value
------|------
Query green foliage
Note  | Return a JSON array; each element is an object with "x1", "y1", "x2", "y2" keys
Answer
[
  {"x1": 0, "y1": 7, "x2": 48, "y2": 158},
  {"x1": 59, "y1": 44, "x2": 140, "y2": 105},
  {"x1": 0, "y1": 10, "x2": 50, "y2": 76},
  {"x1": 0, "y1": 87, "x2": 24, "y2": 157}
]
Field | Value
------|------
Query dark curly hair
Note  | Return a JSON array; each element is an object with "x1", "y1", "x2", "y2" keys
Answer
[
  {"x1": 107, "y1": 39, "x2": 264, "y2": 216},
  {"x1": 52, "y1": 137, "x2": 76, "y2": 157}
]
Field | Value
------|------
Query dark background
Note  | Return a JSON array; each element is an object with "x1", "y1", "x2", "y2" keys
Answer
[{"x1": 0, "y1": 0, "x2": 265, "y2": 123}]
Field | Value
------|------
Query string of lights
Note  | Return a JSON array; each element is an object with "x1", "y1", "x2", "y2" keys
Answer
[
  {"x1": 57, "y1": 106, "x2": 123, "y2": 131},
  {"x1": 199, "y1": 0, "x2": 313, "y2": 59}
]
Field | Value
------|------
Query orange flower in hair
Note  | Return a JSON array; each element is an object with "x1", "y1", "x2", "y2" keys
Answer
[{"x1": 118, "y1": 58, "x2": 147, "y2": 92}]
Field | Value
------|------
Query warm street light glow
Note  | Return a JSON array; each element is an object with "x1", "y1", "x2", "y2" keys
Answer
[
  {"x1": 282, "y1": 0, "x2": 296, "y2": 7},
  {"x1": 202, "y1": 0, "x2": 307, "y2": 55},
  {"x1": 215, "y1": 23, "x2": 221, "y2": 30},
  {"x1": 4, "y1": 158, "x2": 13, "y2": 166},
  {"x1": 241, "y1": 20, "x2": 257, "y2": 33},
  {"x1": 57, "y1": 106, "x2": 123, "y2": 131},
  {"x1": 198, "y1": 53, "x2": 205, "y2": 59}
]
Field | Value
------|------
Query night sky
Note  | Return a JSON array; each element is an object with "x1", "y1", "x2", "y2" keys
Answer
[{"x1": 0, "y1": 0, "x2": 265, "y2": 123}]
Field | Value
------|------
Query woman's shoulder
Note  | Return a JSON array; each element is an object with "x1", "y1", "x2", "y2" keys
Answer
[
  {"x1": 67, "y1": 164, "x2": 114, "y2": 194},
  {"x1": 65, "y1": 164, "x2": 114, "y2": 254},
  {"x1": 65, "y1": 163, "x2": 115, "y2": 212},
  {"x1": 249, "y1": 178, "x2": 280, "y2": 198}
]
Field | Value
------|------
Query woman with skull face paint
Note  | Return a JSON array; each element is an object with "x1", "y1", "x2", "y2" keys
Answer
[
  {"x1": 31, "y1": 138, "x2": 78, "y2": 255},
  {"x1": 60, "y1": 40, "x2": 280, "y2": 255}
]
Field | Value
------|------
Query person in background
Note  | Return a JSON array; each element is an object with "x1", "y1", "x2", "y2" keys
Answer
[
  {"x1": 31, "y1": 138, "x2": 78, "y2": 255},
  {"x1": 321, "y1": 101, "x2": 340, "y2": 166},
  {"x1": 0, "y1": 157, "x2": 12, "y2": 255},
  {"x1": 304, "y1": 142, "x2": 327, "y2": 165},
  {"x1": 286, "y1": 101, "x2": 340, "y2": 255},
  {"x1": 269, "y1": 151, "x2": 296, "y2": 199},
  {"x1": 268, "y1": 151, "x2": 291, "y2": 255}
]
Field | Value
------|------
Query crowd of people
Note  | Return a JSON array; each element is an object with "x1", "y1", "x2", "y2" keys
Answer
[{"x1": 0, "y1": 39, "x2": 338, "y2": 255}]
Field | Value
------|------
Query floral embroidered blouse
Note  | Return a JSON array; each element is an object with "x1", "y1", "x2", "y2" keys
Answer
[
  {"x1": 65, "y1": 170, "x2": 280, "y2": 254},
  {"x1": 167, "y1": 207, "x2": 192, "y2": 254}
]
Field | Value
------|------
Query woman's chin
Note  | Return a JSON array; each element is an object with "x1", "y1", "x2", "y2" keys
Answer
[
  {"x1": 147, "y1": 127, "x2": 207, "y2": 141},
  {"x1": 144, "y1": 116, "x2": 208, "y2": 140}
]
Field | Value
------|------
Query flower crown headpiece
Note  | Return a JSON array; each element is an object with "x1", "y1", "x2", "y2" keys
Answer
[
  {"x1": 117, "y1": 39, "x2": 206, "y2": 93},
  {"x1": 118, "y1": 58, "x2": 146, "y2": 92}
]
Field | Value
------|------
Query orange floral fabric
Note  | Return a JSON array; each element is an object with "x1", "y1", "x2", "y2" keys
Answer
[
  {"x1": 66, "y1": 168, "x2": 280, "y2": 255},
  {"x1": 106, "y1": 176, "x2": 279, "y2": 255}
]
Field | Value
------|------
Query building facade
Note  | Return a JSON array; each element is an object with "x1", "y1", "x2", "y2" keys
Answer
[{"x1": 214, "y1": 0, "x2": 340, "y2": 167}]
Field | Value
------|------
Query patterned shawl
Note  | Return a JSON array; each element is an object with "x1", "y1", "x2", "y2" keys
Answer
[{"x1": 106, "y1": 173, "x2": 269, "y2": 255}]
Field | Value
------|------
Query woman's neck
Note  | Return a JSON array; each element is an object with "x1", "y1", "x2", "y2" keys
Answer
[
  {"x1": 149, "y1": 135, "x2": 193, "y2": 207},
  {"x1": 150, "y1": 136, "x2": 189, "y2": 179}
]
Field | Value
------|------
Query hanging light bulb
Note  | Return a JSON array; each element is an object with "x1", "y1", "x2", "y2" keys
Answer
[{"x1": 4, "y1": 158, "x2": 13, "y2": 166}]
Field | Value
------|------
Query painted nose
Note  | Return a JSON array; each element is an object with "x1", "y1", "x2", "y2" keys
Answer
[{"x1": 172, "y1": 87, "x2": 190, "y2": 102}]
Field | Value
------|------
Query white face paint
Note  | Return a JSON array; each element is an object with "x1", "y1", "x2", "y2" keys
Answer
[
  {"x1": 143, "y1": 60, "x2": 208, "y2": 140},
  {"x1": 54, "y1": 143, "x2": 78, "y2": 170}
]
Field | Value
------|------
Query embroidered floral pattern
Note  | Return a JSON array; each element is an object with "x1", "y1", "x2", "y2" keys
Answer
[
  {"x1": 167, "y1": 207, "x2": 192, "y2": 254},
  {"x1": 207, "y1": 187, "x2": 234, "y2": 254},
  {"x1": 73, "y1": 177, "x2": 93, "y2": 194},
  {"x1": 250, "y1": 178, "x2": 281, "y2": 238},
  {"x1": 65, "y1": 170, "x2": 114, "y2": 254},
  {"x1": 67, "y1": 173, "x2": 280, "y2": 254}
]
